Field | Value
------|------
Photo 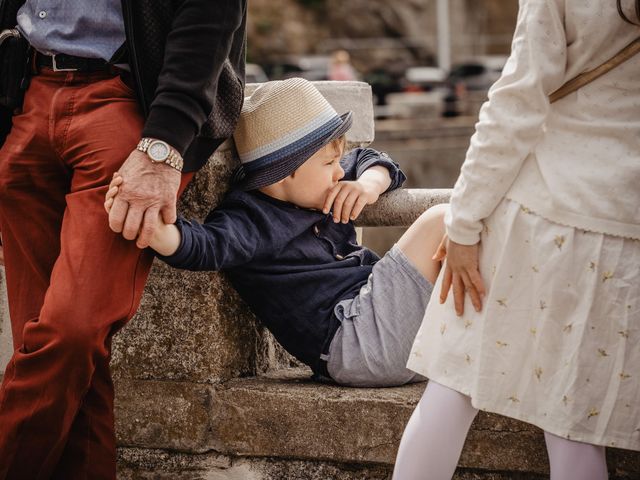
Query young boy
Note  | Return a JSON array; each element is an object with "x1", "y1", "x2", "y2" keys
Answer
[{"x1": 106, "y1": 78, "x2": 446, "y2": 387}]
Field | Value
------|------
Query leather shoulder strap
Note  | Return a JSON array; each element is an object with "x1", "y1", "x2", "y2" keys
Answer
[{"x1": 549, "y1": 37, "x2": 640, "y2": 103}]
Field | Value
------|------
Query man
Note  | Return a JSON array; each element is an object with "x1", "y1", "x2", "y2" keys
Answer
[{"x1": 0, "y1": 1, "x2": 246, "y2": 478}]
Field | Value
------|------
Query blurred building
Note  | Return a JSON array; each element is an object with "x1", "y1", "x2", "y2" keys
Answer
[{"x1": 247, "y1": 0, "x2": 518, "y2": 76}]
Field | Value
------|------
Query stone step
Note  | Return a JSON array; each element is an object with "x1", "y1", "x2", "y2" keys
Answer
[{"x1": 114, "y1": 368, "x2": 640, "y2": 478}]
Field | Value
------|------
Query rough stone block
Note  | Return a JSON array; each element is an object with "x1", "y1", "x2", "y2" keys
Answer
[
  {"x1": 207, "y1": 369, "x2": 640, "y2": 476},
  {"x1": 114, "y1": 378, "x2": 216, "y2": 452},
  {"x1": 0, "y1": 269, "x2": 11, "y2": 373}
]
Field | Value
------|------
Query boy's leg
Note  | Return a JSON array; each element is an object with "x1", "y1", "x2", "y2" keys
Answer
[
  {"x1": 395, "y1": 202, "x2": 447, "y2": 285},
  {"x1": 544, "y1": 432, "x2": 608, "y2": 480},
  {"x1": 326, "y1": 204, "x2": 447, "y2": 387},
  {"x1": 392, "y1": 380, "x2": 478, "y2": 480}
]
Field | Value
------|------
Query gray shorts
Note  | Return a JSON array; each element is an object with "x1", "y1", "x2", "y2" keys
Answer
[{"x1": 326, "y1": 244, "x2": 432, "y2": 387}]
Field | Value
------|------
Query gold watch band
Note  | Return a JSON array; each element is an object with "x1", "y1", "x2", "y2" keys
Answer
[{"x1": 136, "y1": 138, "x2": 184, "y2": 172}]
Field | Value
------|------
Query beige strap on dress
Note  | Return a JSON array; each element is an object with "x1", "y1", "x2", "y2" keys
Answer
[{"x1": 549, "y1": 36, "x2": 640, "y2": 103}]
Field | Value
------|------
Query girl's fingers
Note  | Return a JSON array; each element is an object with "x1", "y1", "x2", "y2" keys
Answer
[
  {"x1": 460, "y1": 270, "x2": 483, "y2": 313},
  {"x1": 432, "y1": 242, "x2": 446, "y2": 261},
  {"x1": 432, "y1": 234, "x2": 448, "y2": 260},
  {"x1": 468, "y1": 267, "x2": 486, "y2": 298},
  {"x1": 452, "y1": 272, "x2": 466, "y2": 316},
  {"x1": 440, "y1": 263, "x2": 453, "y2": 304}
]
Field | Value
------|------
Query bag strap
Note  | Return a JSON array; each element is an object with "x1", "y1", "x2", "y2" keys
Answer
[{"x1": 549, "y1": 36, "x2": 640, "y2": 103}]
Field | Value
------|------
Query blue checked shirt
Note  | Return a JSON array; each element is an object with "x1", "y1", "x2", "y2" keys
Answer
[{"x1": 16, "y1": 1, "x2": 126, "y2": 61}]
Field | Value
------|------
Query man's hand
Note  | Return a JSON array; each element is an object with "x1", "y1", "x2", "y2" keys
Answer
[
  {"x1": 440, "y1": 238, "x2": 486, "y2": 316},
  {"x1": 108, "y1": 149, "x2": 181, "y2": 248}
]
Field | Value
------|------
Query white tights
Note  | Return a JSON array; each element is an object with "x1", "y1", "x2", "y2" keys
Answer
[{"x1": 392, "y1": 381, "x2": 609, "y2": 480}]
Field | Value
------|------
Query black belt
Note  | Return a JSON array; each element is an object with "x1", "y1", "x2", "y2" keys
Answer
[{"x1": 35, "y1": 52, "x2": 111, "y2": 72}]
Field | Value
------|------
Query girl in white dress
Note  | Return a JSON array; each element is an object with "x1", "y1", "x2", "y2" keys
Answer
[{"x1": 393, "y1": 1, "x2": 640, "y2": 479}]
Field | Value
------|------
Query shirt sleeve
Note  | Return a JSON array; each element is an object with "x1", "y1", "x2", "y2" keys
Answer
[
  {"x1": 156, "y1": 202, "x2": 260, "y2": 271},
  {"x1": 141, "y1": 0, "x2": 246, "y2": 156},
  {"x1": 341, "y1": 147, "x2": 407, "y2": 192},
  {"x1": 446, "y1": 0, "x2": 567, "y2": 245}
]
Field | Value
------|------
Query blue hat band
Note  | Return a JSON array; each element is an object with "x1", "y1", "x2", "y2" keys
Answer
[{"x1": 241, "y1": 115, "x2": 344, "y2": 174}]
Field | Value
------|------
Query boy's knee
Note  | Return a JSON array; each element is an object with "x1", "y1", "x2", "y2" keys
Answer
[{"x1": 420, "y1": 203, "x2": 448, "y2": 227}]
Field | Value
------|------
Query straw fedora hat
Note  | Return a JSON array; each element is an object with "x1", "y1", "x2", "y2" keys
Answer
[{"x1": 231, "y1": 77, "x2": 353, "y2": 190}]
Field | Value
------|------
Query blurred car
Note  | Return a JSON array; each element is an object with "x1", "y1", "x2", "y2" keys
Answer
[
  {"x1": 401, "y1": 66, "x2": 448, "y2": 92},
  {"x1": 267, "y1": 55, "x2": 331, "y2": 81},
  {"x1": 245, "y1": 63, "x2": 269, "y2": 84},
  {"x1": 446, "y1": 55, "x2": 508, "y2": 91}
]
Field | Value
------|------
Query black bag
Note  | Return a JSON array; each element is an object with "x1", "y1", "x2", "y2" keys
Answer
[{"x1": 0, "y1": 28, "x2": 31, "y2": 111}]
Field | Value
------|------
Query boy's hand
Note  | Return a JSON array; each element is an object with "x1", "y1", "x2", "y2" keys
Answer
[
  {"x1": 104, "y1": 173, "x2": 124, "y2": 214},
  {"x1": 322, "y1": 179, "x2": 380, "y2": 223},
  {"x1": 322, "y1": 166, "x2": 392, "y2": 223}
]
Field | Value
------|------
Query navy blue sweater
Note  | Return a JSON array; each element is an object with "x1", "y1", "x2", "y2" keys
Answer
[{"x1": 159, "y1": 148, "x2": 406, "y2": 374}]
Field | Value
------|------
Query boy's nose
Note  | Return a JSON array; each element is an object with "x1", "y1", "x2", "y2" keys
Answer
[{"x1": 334, "y1": 164, "x2": 345, "y2": 181}]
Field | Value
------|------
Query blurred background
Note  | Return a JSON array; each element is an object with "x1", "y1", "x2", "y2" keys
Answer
[{"x1": 245, "y1": 0, "x2": 519, "y2": 253}]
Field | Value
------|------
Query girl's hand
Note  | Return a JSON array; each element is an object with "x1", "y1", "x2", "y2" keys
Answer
[
  {"x1": 440, "y1": 238, "x2": 485, "y2": 316},
  {"x1": 104, "y1": 172, "x2": 124, "y2": 214},
  {"x1": 432, "y1": 233, "x2": 448, "y2": 261},
  {"x1": 322, "y1": 179, "x2": 381, "y2": 223}
]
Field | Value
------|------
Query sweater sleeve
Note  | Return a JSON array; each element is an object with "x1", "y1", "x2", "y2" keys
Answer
[
  {"x1": 446, "y1": 0, "x2": 567, "y2": 245},
  {"x1": 141, "y1": 0, "x2": 246, "y2": 156},
  {"x1": 156, "y1": 202, "x2": 260, "y2": 271},
  {"x1": 341, "y1": 147, "x2": 407, "y2": 192}
]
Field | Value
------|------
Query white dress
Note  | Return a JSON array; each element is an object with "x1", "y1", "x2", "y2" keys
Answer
[
  {"x1": 408, "y1": 199, "x2": 640, "y2": 450},
  {"x1": 408, "y1": 0, "x2": 640, "y2": 451}
]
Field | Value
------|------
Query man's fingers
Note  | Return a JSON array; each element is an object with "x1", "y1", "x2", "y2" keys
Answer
[
  {"x1": 323, "y1": 184, "x2": 341, "y2": 214},
  {"x1": 122, "y1": 207, "x2": 144, "y2": 241},
  {"x1": 137, "y1": 207, "x2": 160, "y2": 249},
  {"x1": 160, "y1": 203, "x2": 177, "y2": 225},
  {"x1": 350, "y1": 196, "x2": 368, "y2": 220},
  {"x1": 108, "y1": 197, "x2": 129, "y2": 233}
]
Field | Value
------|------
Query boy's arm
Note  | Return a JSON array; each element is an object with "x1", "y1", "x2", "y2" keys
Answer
[
  {"x1": 345, "y1": 147, "x2": 406, "y2": 193},
  {"x1": 155, "y1": 207, "x2": 260, "y2": 272},
  {"x1": 105, "y1": 174, "x2": 258, "y2": 270},
  {"x1": 324, "y1": 149, "x2": 406, "y2": 223}
]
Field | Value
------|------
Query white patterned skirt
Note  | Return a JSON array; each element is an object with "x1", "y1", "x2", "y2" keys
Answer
[{"x1": 407, "y1": 198, "x2": 640, "y2": 451}]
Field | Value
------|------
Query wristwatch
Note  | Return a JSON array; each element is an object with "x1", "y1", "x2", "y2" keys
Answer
[{"x1": 136, "y1": 138, "x2": 184, "y2": 172}]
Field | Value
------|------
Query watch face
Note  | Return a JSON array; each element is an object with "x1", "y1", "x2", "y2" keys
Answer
[{"x1": 148, "y1": 141, "x2": 170, "y2": 162}]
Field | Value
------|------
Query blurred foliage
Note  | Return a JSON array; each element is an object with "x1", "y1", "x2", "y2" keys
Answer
[{"x1": 296, "y1": 0, "x2": 326, "y2": 10}]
